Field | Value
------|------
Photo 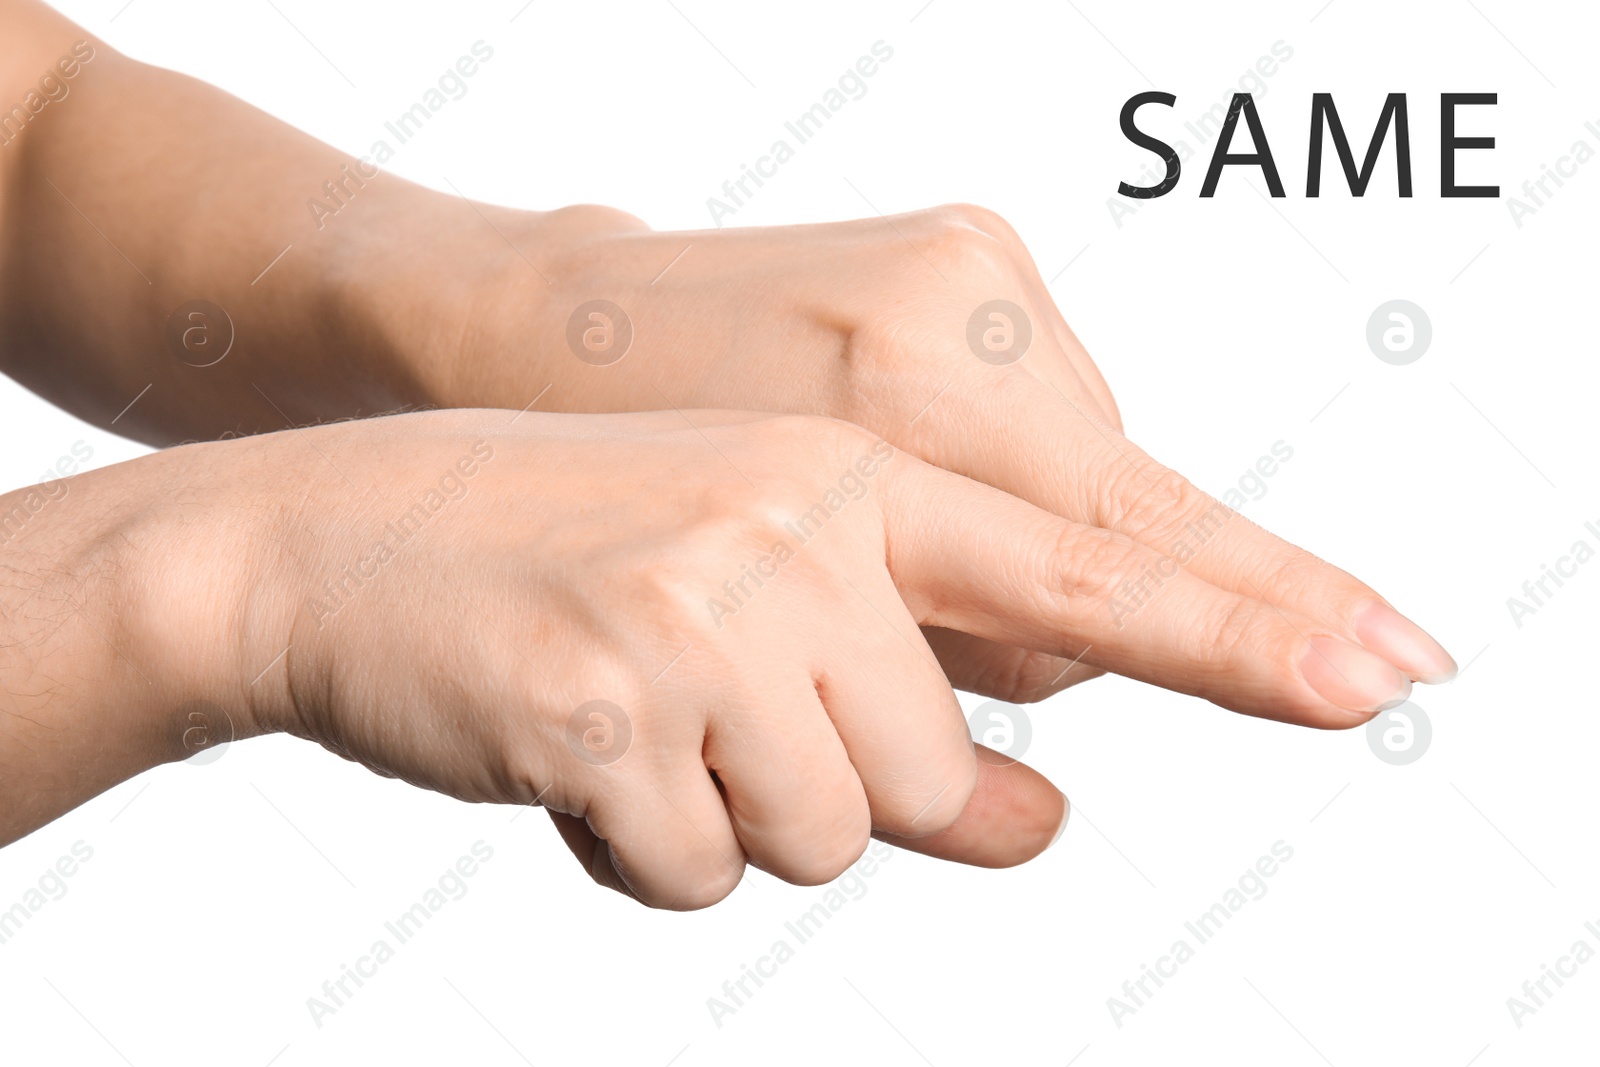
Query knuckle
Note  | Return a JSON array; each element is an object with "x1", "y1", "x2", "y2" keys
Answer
[
  {"x1": 919, "y1": 210, "x2": 1015, "y2": 281},
  {"x1": 1052, "y1": 525, "x2": 1150, "y2": 604},
  {"x1": 1194, "y1": 595, "x2": 1281, "y2": 669},
  {"x1": 634, "y1": 563, "x2": 718, "y2": 634},
  {"x1": 624, "y1": 491, "x2": 803, "y2": 622},
  {"x1": 1248, "y1": 544, "x2": 1335, "y2": 606},
  {"x1": 623, "y1": 420, "x2": 893, "y2": 632},
  {"x1": 931, "y1": 229, "x2": 1013, "y2": 283},
  {"x1": 929, "y1": 202, "x2": 1018, "y2": 244},
  {"x1": 1100, "y1": 460, "x2": 1222, "y2": 546},
  {"x1": 637, "y1": 550, "x2": 759, "y2": 642}
]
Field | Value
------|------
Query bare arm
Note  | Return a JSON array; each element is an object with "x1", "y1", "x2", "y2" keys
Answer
[
  {"x1": 0, "y1": 442, "x2": 263, "y2": 841},
  {"x1": 0, "y1": 0, "x2": 577, "y2": 443}
]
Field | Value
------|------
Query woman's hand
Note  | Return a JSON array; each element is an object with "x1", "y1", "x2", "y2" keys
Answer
[
  {"x1": 0, "y1": 407, "x2": 1422, "y2": 904},
  {"x1": 240, "y1": 408, "x2": 1424, "y2": 905},
  {"x1": 448, "y1": 203, "x2": 1455, "y2": 705}
]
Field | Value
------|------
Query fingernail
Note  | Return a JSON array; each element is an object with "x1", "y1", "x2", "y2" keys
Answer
[
  {"x1": 1301, "y1": 635, "x2": 1412, "y2": 715},
  {"x1": 1354, "y1": 601, "x2": 1458, "y2": 684},
  {"x1": 1049, "y1": 792, "x2": 1071, "y2": 848}
]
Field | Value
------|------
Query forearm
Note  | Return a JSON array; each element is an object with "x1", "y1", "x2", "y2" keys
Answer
[
  {"x1": 0, "y1": 0, "x2": 569, "y2": 443},
  {"x1": 0, "y1": 444, "x2": 263, "y2": 844}
]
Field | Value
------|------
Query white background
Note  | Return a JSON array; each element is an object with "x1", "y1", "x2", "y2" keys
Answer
[{"x1": 2, "y1": 1, "x2": 1596, "y2": 1064}]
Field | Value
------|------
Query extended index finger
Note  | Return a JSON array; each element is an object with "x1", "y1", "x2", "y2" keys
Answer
[
  {"x1": 875, "y1": 448, "x2": 1412, "y2": 728},
  {"x1": 897, "y1": 365, "x2": 1455, "y2": 685}
]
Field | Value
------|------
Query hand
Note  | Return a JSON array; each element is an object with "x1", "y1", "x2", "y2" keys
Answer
[
  {"x1": 458, "y1": 203, "x2": 1455, "y2": 711},
  {"x1": 222, "y1": 407, "x2": 1077, "y2": 907},
  {"x1": 228, "y1": 408, "x2": 1088, "y2": 906},
  {"x1": 47, "y1": 408, "x2": 1420, "y2": 906}
]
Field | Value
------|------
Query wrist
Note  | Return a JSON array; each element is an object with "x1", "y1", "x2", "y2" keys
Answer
[
  {"x1": 0, "y1": 444, "x2": 276, "y2": 840},
  {"x1": 337, "y1": 190, "x2": 648, "y2": 411},
  {"x1": 99, "y1": 444, "x2": 285, "y2": 750}
]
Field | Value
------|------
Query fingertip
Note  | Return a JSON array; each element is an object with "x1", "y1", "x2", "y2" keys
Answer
[
  {"x1": 1353, "y1": 601, "x2": 1458, "y2": 684},
  {"x1": 1299, "y1": 635, "x2": 1412, "y2": 722}
]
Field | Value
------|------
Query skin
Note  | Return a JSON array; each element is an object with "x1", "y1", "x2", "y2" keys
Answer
[{"x1": 0, "y1": 2, "x2": 1454, "y2": 907}]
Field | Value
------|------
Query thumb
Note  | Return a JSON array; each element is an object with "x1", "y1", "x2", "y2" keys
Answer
[{"x1": 872, "y1": 744, "x2": 1067, "y2": 868}]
